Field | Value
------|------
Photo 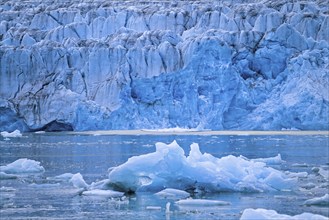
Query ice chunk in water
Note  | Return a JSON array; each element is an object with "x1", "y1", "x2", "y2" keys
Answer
[
  {"x1": 175, "y1": 198, "x2": 231, "y2": 206},
  {"x1": 240, "y1": 208, "x2": 328, "y2": 220},
  {"x1": 0, "y1": 130, "x2": 22, "y2": 138},
  {"x1": 108, "y1": 141, "x2": 296, "y2": 193},
  {"x1": 69, "y1": 173, "x2": 88, "y2": 189},
  {"x1": 155, "y1": 188, "x2": 190, "y2": 199},
  {"x1": 82, "y1": 189, "x2": 124, "y2": 198},
  {"x1": 0, "y1": 158, "x2": 45, "y2": 174}
]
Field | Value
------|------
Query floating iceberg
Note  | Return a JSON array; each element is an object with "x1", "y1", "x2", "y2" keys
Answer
[
  {"x1": 0, "y1": 130, "x2": 22, "y2": 138},
  {"x1": 0, "y1": 158, "x2": 45, "y2": 174},
  {"x1": 108, "y1": 141, "x2": 296, "y2": 193},
  {"x1": 240, "y1": 208, "x2": 328, "y2": 220}
]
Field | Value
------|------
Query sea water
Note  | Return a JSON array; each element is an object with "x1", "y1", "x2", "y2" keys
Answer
[{"x1": 0, "y1": 131, "x2": 328, "y2": 219}]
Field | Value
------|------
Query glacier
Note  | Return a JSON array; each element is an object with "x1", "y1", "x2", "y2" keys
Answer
[{"x1": 0, "y1": 0, "x2": 328, "y2": 131}]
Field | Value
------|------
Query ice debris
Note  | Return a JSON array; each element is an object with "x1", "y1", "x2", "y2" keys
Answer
[
  {"x1": 175, "y1": 198, "x2": 231, "y2": 206},
  {"x1": 155, "y1": 188, "x2": 190, "y2": 199},
  {"x1": 240, "y1": 208, "x2": 328, "y2": 220},
  {"x1": 69, "y1": 173, "x2": 88, "y2": 189},
  {"x1": 0, "y1": 130, "x2": 22, "y2": 138},
  {"x1": 0, "y1": 158, "x2": 45, "y2": 174},
  {"x1": 82, "y1": 189, "x2": 124, "y2": 198},
  {"x1": 108, "y1": 141, "x2": 297, "y2": 193}
]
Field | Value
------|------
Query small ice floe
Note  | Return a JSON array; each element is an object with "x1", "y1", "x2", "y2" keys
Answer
[
  {"x1": 292, "y1": 163, "x2": 309, "y2": 167},
  {"x1": 304, "y1": 194, "x2": 329, "y2": 206},
  {"x1": 155, "y1": 188, "x2": 190, "y2": 199},
  {"x1": 82, "y1": 189, "x2": 124, "y2": 198},
  {"x1": 146, "y1": 206, "x2": 162, "y2": 211},
  {"x1": 69, "y1": 173, "x2": 88, "y2": 189},
  {"x1": 175, "y1": 198, "x2": 231, "y2": 206},
  {"x1": 240, "y1": 208, "x2": 328, "y2": 220},
  {"x1": 0, "y1": 158, "x2": 45, "y2": 174},
  {"x1": 1, "y1": 130, "x2": 23, "y2": 138}
]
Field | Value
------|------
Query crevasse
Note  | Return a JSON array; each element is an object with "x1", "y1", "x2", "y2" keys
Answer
[{"x1": 0, "y1": 0, "x2": 328, "y2": 131}]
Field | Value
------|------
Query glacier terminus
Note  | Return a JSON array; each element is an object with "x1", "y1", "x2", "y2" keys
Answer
[{"x1": 0, "y1": 0, "x2": 328, "y2": 131}]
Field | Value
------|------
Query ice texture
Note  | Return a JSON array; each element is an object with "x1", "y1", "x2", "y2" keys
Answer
[
  {"x1": 0, "y1": 158, "x2": 45, "y2": 174},
  {"x1": 0, "y1": 0, "x2": 328, "y2": 131},
  {"x1": 155, "y1": 188, "x2": 190, "y2": 199},
  {"x1": 69, "y1": 173, "x2": 88, "y2": 189},
  {"x1": 240, "y1": 208, "x2": 328, "y2": 220},
  {"x1": 108, "y1": 141, "x2": 296, "y2": 193},
  {"x1": 0, "y1": 130, "x2": 22, "y2": 138},
  {"x1": 175, "y1": 198, "x2": 231, "y2": 206},
  {"x1": 304, "y1": 194, "x2": 329, "y2": 206},
  {"x1": 82, "y1": 189, "x2": 124, "y2": 198}
]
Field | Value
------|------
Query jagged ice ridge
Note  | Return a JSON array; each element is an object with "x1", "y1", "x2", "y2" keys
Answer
[{"x1": 0, "y1": 0, "x2": 328, "y2": 131}]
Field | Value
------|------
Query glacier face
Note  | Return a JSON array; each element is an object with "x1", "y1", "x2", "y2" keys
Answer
[{"x1": 0, "y1": 0, "x2": 328, "y2": 131}]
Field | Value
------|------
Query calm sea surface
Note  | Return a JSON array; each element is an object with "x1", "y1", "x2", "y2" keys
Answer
[{"x1": 1, "y1": 131, "x2": 328, "y2": 219}]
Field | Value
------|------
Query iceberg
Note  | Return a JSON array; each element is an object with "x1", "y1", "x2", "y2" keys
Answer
[
  {"x1": 0, "y1": 158, "x2": 45, "y2": 174},
  {"x1": 108, "y1": 141, "x2": 296, "y2": 193},
  {"x1": 240, "y1": 208, "x2": 328, "y2": 220},
  {"x1": 0, "y1": 0, "x2": 328, "y2": 131},
  {"x1": 0, "y1": 130, "x2": 22, "y2": 138}
]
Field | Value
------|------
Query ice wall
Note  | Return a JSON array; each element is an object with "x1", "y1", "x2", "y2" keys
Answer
[{"x1": 0, "y1": 0, "x2": 328, "y2": 131}]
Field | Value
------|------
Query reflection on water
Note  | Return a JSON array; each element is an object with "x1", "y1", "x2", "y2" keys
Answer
[{"x1": 0, "y1": 131, "x2": 328, "y2": 219}]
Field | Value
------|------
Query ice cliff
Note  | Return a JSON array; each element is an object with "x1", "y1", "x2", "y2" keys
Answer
[{"x1": 0, "y1": 0, "x2": 328, "y2": 131}]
